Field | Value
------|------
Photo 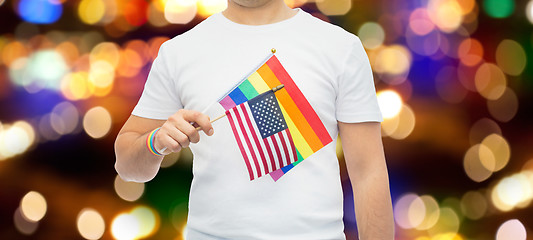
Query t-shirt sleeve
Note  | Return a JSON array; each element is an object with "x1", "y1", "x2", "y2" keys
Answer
[
  {"x1": 131, "y1": 42, "x2": 183, "y2": 120},
  {"x1": 335, "y1": 36, "x2": 383, "y2": 123}
]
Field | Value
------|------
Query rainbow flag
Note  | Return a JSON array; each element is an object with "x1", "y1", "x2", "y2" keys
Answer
[{"x1": 218, "y1": 54, "x2": 332, "y2": 181}]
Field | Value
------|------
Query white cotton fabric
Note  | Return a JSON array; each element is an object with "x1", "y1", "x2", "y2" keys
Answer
[{"x1": 132, "y1": 9, "x2": 382, "y2": 240}]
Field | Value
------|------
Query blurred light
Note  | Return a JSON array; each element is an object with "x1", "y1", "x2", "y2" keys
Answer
[
  {"x1": 457, "y1": 0, "x2": 476, "y2": 15},
  {"x1": 104, "y1": 16, "x2": 132, "y2": 38},
  {"x1": 523, "y1": 160, "x2": 533, "y2": 172},
  {"x1": 197, "y1": 0, "x2": 228, "y2": 18},
  {"x1": 427, "y1": 207, "x2": 460, "y2": 237},
  {"x1": 89, "y1": 60, "x2": 115, "y2": 88},
  {"x1": 495, "y1": 39, "x2": 527, "y2": 76},
  {"x1": 388, "y1": 105, "x2": 416, "y2": 140},
  {"x1": 428, "y1": 0, "x2": 463, "y2": 33},
  {"x1": 8, "y1": 57, "x2": 28, "y2": 87},
  {"x1": 431, "y1": 233, "x2": 464, "y2": 240},
  {"x1": 124, "y1": 0, "x2": 148, "y2": 27},
  {"x1": 381, "y1": 111, "x2": 399, "y2": 137},
  {"x1": 469, "y1": 118, "x2": 501, "y2": 145},
  {"x1": 79, "y1": 31, "x2": 105, "y2": 53},
  {"x1": 11, "y1": 50, "x2": 68, "y2": 93},
  {"x1": 435, "y1": 66, "x2": 467, "y2": 103},
  {"x1": 18, "y1": 0, "x2": 63, "y2": 24},
  {"x1": 130, "y1": 206, "x2": 160, "y2": 239},
  {"x1": 284, "y1": 0, "x2": 307, "y2": 8},
  {"x1": 394, "y1": 193, "x2": 422, "y2": 229},
  {"x1": 148, "y1": 37, "x2": 170, "y2": 60},
  {"x1": 317, "y1": 0, "x2": 351, "y2": 16},
  {"x1": 373, "y1": 45, "x2": 412, "y2": 75},
  {"x1": 170, "y1": 202, "x2": 188, "y2": 232},
  {"x1": 407, "y1": 195, "x2": 426, "y2": 228},
  {"x1": 521, "y1": 171, "x2": 533, "y2": 207},
  {"x1": 0, "y1": 36, "x2": 7, "y2": 65},
  {"x1": 474, "y1": 63, "x2": 507, "y2": 100},
  {"x1": 480, "y1": 134, "x2": 510, "y2": 172},
  {"x1": 527, "y1": 1, "x2": 533, "y2": 24},
  {"x1": 2, "y1": 40, "x2": 29, "y2": 67},
  {"x1": 56, "y1": 41, "x2": 80, "y2": 67},
  {"x1": 336, "y1": 137, "x2": 343, "y2": 161},
  {"x1": 125, "y1": 40, "x2": 150, "y2": 66},
  {"x1": 493, "y1": 173, "x2": 532, "y2": 211},
  {"x1": 0, "y1": 121, "x2": 35, "y2": 158},
  {"x1": 496, "y1": 219, "x2": 527, "y2": 240},
  {"x1": 377, "y1": 90, "x2": 403, "y2": 119},
  {"x1": 117, "y1": 49, "x2": 143, "y2": 78},
  {"x1": 417, "y1": 234, "x2": 432, "y2": 240},
  {"x1": 406, "y1": 28, "x2": 441, "y2": 56},
  {"x1": 483, "y1": 0, "x2": 514, "y2": 18},
  {"x1": 161, "y1": 152, "x2": 181, "y2": 168},
  {"x1": 153, "y1": 0, "x2": 167, "y2": 11},
  {"x1": 464, "y1": 144, "x2": 493, "y2": 182},
  {"x1": 358, "y1": 22, "x2": 385, "y2": 50},
  {"x1": 90, "y1": 42, "x2": 120, "y2": 67},
  {"x1": 13, "y1": 207, "x2": 39, "y2": 235},
  {"x1": 20, "y1": 191, "x2": 47, "y2": 222},
  {"x1": 409, "y1": 8, "x2": 435, "y2": 36},
  {"x1": 394, "y1": 80, "x2": 414, "y2": 102},
  {"x1": 83, "y1": 106, "x2": 112, "y2": 139},
  {"x1": 460, "y1": 191, "x2": 487, "y2": 220},
  {"x1": 101, "y1": 0, "x2": 118, "y2": 24},
  {"x1": 78, "y1": 0, "x2": 105, "y2": 25},
  {"x1": 416, "y1": 195, "x2": 440, "y2": 230},
  {"x1": 441, "y1": 197, "x2": 462, "y2": 219},
  {"x1": 61, "y1": 72, "x2": 94, "y2": 100},
  {"x1": 114, "y1": 175, "x2": 145, "y2": 202},
  {"x1": 148, "y1": 2, "x2": 170, "y2": 27},
  {"x1": 181, "y1": 223, "x2": 188, "y2": 240},
  {"x1": 39, "y1": 114, "x2": 61, "y2": 141},
  {"x1": 13, "y1": 120, "x2": 36, "y2": 146},
  {"x1": 0, "y1": 122, "x2": 3, "y2": 161},
  {"x1": 164, "y1": 0, "x2": 197, "y2": 24},
  {"x1": 111, "y1": 213, "x2": 140, "y2": 240},
  {"x1": 77, "y1": 208, "x2": 105, "y2": 240},
  {"x1": 51, "y1": 101, "x2": 80, "y2": 135},
  {"x1": 458, "y1": 38, "x2": 484, "y2": 67},
  {"x1": 0, "y1": 0, "x2": 5, "y2": 6}
]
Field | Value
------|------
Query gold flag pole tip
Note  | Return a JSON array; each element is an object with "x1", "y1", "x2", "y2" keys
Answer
[
  {"x1": 271, "y1": 48, "x2": 276, "y2": 53},
  {"x1": 272, "y1": 84, "x2": 284, "y2": 92}
]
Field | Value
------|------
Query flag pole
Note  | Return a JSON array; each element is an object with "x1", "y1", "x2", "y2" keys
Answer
[{"x1": 195, "y1": 84, "x2": 284, "y2": 131}]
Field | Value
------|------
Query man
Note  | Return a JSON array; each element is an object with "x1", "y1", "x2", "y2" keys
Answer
[{"x1": 115, "y1": 0, "x2": 394, "y2": 239}]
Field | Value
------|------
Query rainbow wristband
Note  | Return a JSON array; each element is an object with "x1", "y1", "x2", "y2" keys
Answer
[{"x1": 146, "y1": 127, "x2": 163, "y2": 156}]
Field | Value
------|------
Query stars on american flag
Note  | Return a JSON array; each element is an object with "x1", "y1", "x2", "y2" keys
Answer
[{"x1": 250, "y1": 94, "x2": 287, "y2": 139}]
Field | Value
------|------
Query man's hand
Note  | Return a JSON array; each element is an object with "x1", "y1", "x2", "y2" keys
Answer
[
  {"x1": 154, "y1": 109, "x2": 214, "y2": 155},
  {"x1": 114, "y1": 110, "x2": 214, "y2": 182}
]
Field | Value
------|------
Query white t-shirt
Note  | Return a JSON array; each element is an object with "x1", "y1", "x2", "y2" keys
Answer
[{"x1": 132, "y1": 9, "x2": 382, "y2": 240}]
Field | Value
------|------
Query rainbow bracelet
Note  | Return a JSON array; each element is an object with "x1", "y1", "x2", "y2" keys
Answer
[{"x1": 146, "y1": 127, "x2": 163, "y2": 156}]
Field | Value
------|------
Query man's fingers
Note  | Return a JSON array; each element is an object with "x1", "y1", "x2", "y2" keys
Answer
[
  {"x1": 175, "y1": 119, "x2": 199, "y2": 144},
  {"x1": 155, "y1": 132, "x2": 181, "y2": 153},
  {"x1": 166, "y1": 125, "x2": 191, "y2": 148},
  {"x1": 180, "y1": 110, "x2": 213, "y2": 136}
]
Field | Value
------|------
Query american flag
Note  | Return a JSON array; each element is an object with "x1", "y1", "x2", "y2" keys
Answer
[{"x1": 225, "y1": 90, "x2": 298, "y2": 180}]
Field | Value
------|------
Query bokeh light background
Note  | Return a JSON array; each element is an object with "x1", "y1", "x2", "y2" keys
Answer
[{"x1": 0, "y1": 0, "x2": 532, "y2": 239}]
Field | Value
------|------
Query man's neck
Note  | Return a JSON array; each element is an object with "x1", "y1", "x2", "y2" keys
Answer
[{"x1": 222, "y1": 0, "x2": 297, "y2": 26}]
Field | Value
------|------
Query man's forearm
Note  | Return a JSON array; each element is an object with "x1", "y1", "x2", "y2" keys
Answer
[
  {"x1": 350, "y1": 164, "x2": 394, "y2": 239},
  {"x1": 114, "y1": 131, "x2": 164, "y2": 182}
]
